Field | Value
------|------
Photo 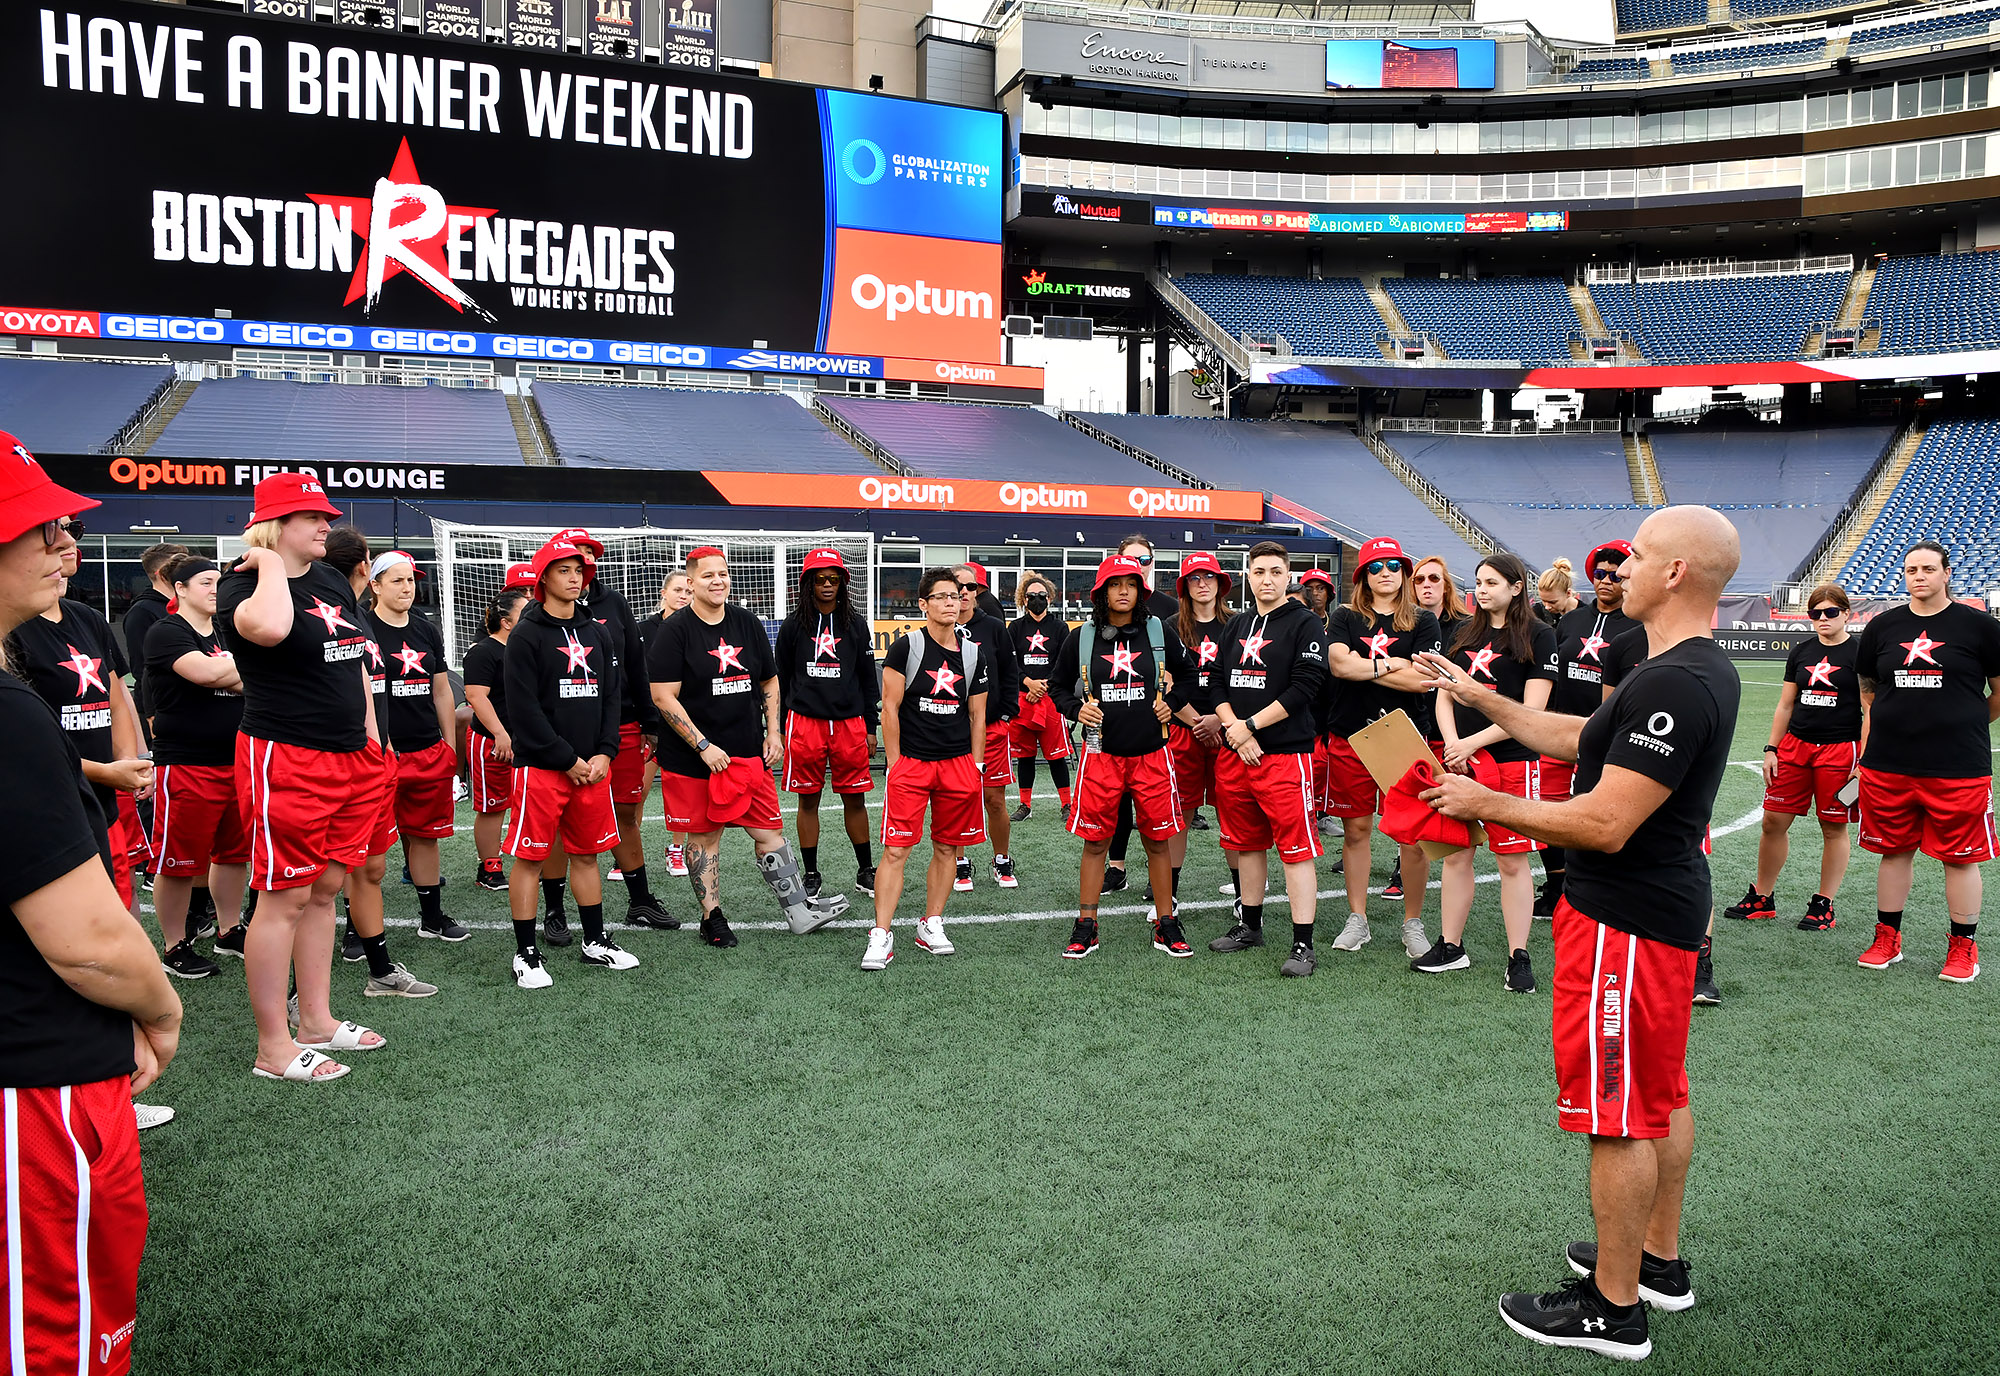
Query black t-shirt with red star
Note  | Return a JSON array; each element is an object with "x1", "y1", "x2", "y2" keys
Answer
[
  {"x1": 1856, "y1": 602, "x2": 2000, "y2": 779},
  {"x1": 1010, "y1": 613, "x2": 1063, "y2": 690},
  {"x1": 363, "y1": 609, "x2": 449, "y2": 754},
  {"x1": 1446, "y1": 619, "x2": 1558, "y2": 764},
  {"x1": 217, "y1": 561, "x2": 371, "y2": 753},
  {"x1": 143, "y1": 616, "x2": 243, "y2": 767},
  {"x1": 10, "y1": 599, "x2": 128, "y2": 817},
  {"x1": 647, "y1": 603, "x2": 779, "y2": 776},
  {"x1": 1552, "y1": 603, "x2": 1636, "y2": 717},
  {"x1": 1049, "y1": 617, "x2": 1193, "y2": 758},
  {"x1": 774, "y1": 609, "x2": 880, "y2": 731},
  {"x1": 1324, "y1": 605, "x2": 1443, "y2": 739},
  {"x1": 1179, "y1": 614, "x2": 1227, "y2": 715},
  {"x1": 888, "y1": 629, "x2": 991, "y2": 763},
  {"x1": 1783, "y1": 634, "x2": 1863, "y2": 745}
]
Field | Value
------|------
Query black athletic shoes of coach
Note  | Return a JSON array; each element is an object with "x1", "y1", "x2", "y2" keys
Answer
[
  {"x1": 700, "y1": 911, "x2": 739, "y2": 948},
  {"x1": 1499, "y1": 1276, "x2": 1650, "y2": 1360},
  {"x1": 1208, "y1": 922, "x2": 1263, "y2": 952},
  {"x1": 1693, "y1": 936, "x2": 1720, "y2": 1005},
  {"x1": 1566, "y1": 1241, "x2": 1695, "y2": 1311},
  {"x1": 624, "y1": 897, "x2": 680, "y2": 931},
  {"x1": 1008, "y1": 802, "x2": 1032, "y2": 824}
]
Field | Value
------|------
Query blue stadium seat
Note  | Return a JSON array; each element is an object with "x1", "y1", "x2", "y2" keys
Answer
[
  {"x1": 1650, "y1": 426, "x2": 1894, "y2": 505},
  {"x1": 533, "y1": 383, "x2": 880, "y2": 473},
  {"x1": 1669, "y1": 37, "x2": 1826, "y2": 75},
  {"x1": 1381, "y1": 278, "x2": 1581, "y2": 364},
  {"x1": 151, "y1": 376, "x2": 524, "y2": 465},
  {"x1": 1868, "y1": 254, "x2": 2000, "y2": 355},
  {"x1": 1615, "y1": 0, "x2": 1705, "y2": 31},
  {"x1": 1590, "y1": 271, "x2": 1849, "y2": 363},
  {"x1": 1171, "y1": 276, "x2": 1387, "y2": 358},
  {"x1": 0, "y1": 357, "x2": 176, "y2": 453},
  {"x1": 1850, "y1": 6, "x2": 2000, "y2": 56},
  {"x1": 1390, "y1": 434, "x2": 1632, "y2": 506},
  {"x1": 1564, "y1": 55, "x2": 1651, "y2": 83},
  {"x1": 819, "y1": 398, "x2": 1167, "y2": 486},
  {"x1": 1838, "y1": 419, "x2": 2000, "y2": 594}
]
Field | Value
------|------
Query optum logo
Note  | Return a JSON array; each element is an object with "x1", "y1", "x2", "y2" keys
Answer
[{"x1": 850, "y1": 274, "x2": 993, "y2": 322}]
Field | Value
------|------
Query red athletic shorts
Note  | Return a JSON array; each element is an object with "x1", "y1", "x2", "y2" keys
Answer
[
  {"x1": 1541, "y1": 758, "x2": 1576, "y2": 803},
  {"x1": 1470, "y1": 754, "x2": 1546, "y2": 855},
  {"x1": 977, "y1": 721, "x2": 1011, "y2": 789},
  {"x1": 365, "y1": 745, "x2": 400, "y2": 858},
  {"x1": 782, "y1": 712, "x2": 874, "y2": 795},
  {"x1": 467, "y1": 732, "x2": 514, "y2": 814},
  {"x1": 1763, "y1": 735, "x2": 1859, "y2": 822},
  {"x1": 1068, "y1": 744, "x2": 1184, "y2": 843},
  {"x1": 1317, "y1": 734, "x2": 1380, "y2": 820},
  {"x1": 106, "y1": 794, "x2": 147, "y2": 910},
  {"x1": 609, "y1": 721, "x2": 650, "y2": 806},
  {"x1": 881, "y1": 755, "x2": 985, "y2": 849},
  {"x1": 1167, "y1": 721, "x2": 1221, "y2": 812},
  {"x1": 1858, "y1": 767, "x2": 1997, "y2": 863},
  {"x1": 149, "y1": 763, "x2": 250, "y2": 877},
  {"x1": 503, "y1": 767, "x2": 620, "y2": 861},
  {"x1": 1009, "y1": 693, "x2": 1072, "y2": 762},
  {"x1": 0, "y1": 1077, "x2": 147, "y2": 1376},
  {"x1": 658, "y1": 764, "x2": 784, "y2": 833},
  {"x1": 393, "y1": 739, "x2": 458, "y2": 840},
  {"x1": 1215, "y1": 748, "x2": 1322, "y2": 862},
  {"x1": 236, "y1": 736, "x2": 380, "y2": 890},
  {"x1": 1551, "y1": 898, "x2": 1696, "y2": 1140}
]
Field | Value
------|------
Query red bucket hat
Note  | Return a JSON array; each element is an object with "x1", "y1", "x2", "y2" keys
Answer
[
  {"x1": 1584, "y1": 540, "x2": 1634, "y2": 578},
  {"x1": 550, "y1": 526, "x2": 605, "y2": 561},
  {"x1": 1351, "y1": 536, "x2": 1413, "y2": 583},
  {"x1": 0, "y1": 430, "x2": 98, "y2": 543},
  {"x1": 1093, "y1": 555, "x2": 1146, "y2": 593},
  {"x1": 1176, "y1": 551, "x2": 1232, "y2": 593},
  {"x1": 501, "y1": 562, "x2": 536, "y2": 593},
  {"x1": 247, "y1": 472, "x2": 341, "y2": 526},
  {"x1": 1298, "y1": 568, "x2": 1335, "y2": 591},
  {"x1": 803, "y1": 548, "x2": 847, "y2": 573},
  {"x1": 530, "y1": 539, "x2": 588, "y2": 597}
]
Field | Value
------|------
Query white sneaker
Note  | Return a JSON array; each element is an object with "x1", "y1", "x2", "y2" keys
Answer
[
  {"x1": 915, "y1": 916, "x2": 954, "y2": 955},
  {"x1": 451, "y1": 777, "x2": 466, "y2": 802},
  {"x1": 665, "y1": 844, "x2": 688, "y2": 877},
  {"x1": 513, "y1": 948, "x2": 553, "y2": 989},
  {"x1": 862, "y1": 926, "x2": 895, "y2": 971},
  {"x1": 134, "y1": 1103, "x2": 176, "y2": 1131},
  {"x1": 1402, "y1": 918, "x2": 1431, "y2": 959},
  {"x1": 1332, "y1": 914, "x2": 1372, "y2": 951},
  {"x1": 581, "y1": 935, "x2": 640, "y2": 970}
]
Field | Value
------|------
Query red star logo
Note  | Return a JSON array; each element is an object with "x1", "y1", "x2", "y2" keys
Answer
[
  {"x1": 1465, "y1": 645, "x2": 1502, "y2": 681},
  {"x1": 1363, "y1": 630, "x2": 1396, "y2": 660},
  {"x1": 1804, "y1": 656, "x2": 1839, "y2": 689},
  {"x1": 1578, "y1": 632, "x2": 1610, "y2": 663},
  {"x1": 1026, "y1": 631, "x2": 1050, "y2": 654},
  {"x1": 710, "y1": 640, "x2": 747, "y2": 674},
  {"x1": 1238, "y1": 629, "x2": 1271, "y2": 666},
  {"x1": 206, "y1": 645, "x2": 232, "y2": 660},
  {"x1": 926, "y1": 661, "x2": 962, "y2": 697},
  {"x1": 306, "y1": 598, "x2": 355, "y2": 636},
  {"x1": 1901, "y1": 632, "x2": 1944, "y2": 667},
  {"x1": 60, "y1": 645, "x2": 105, "y2": 695},
  {"x1": 1102, "y1": 643, "x2": 1143, "y2": 681},
  {"x1": 561, "y1": 634, "x2": 595, "y2": 675},
  {"x1": 394, "y1": 645, "x2": 428, "y2": 677},
  {"x1": 1024, "y1": 269, "x2": 1047, "y2": 287},
  {"x1": 1196, "y1": 637, "x2": 1219, "y2": 666},
  {"x1": 811, "y1": 628, "x2": 840, "y2": 662},
  {"x1": 364, "y1": 639, "x2": 384, "y2": 671},
  {"x1": 310, "y1": 138, "x2": 497, "y2": 318}
]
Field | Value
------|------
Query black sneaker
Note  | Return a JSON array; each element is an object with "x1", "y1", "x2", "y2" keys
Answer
[
  {"x1": 543, "y1": 909, "x2": 574, "y2": 948},
  {"x1": 1382, "y1": 860, "x2": 1404, "y2": 901},
  {"x1": 1498, "y1": 1276, "x2": 1650, "y2": 1360},
  {"x1": 1100, "y1": 866, "x2": 1128, "y2": 894},
  {"x1": 162, "y1": 939, "x2": 219, "y2": 980},
  {"x1": 1008, "y1": 802, "x2": 1032, "y2": 824},
  {"x1": 802, "y1": 870, "x2": 823, "y2": 899},
  {"x1": 1798, "y1": 894, "x2": 1836, "y2": 931},
  {"x1": 1152, "y1": 916, "x2": 1192, "y2": 958},
  {"x1": 1063, "y1": 918, "x2": 1099, "y2": 959},
  {"x1": 475, "y1": 863, "x2": 508, "y2": 892},
  {"x1": 1188, "y1": 809, "x2": 1210, "y2": 831},
  {"x1": 1692, "y1": 937, "x2": 1720, "y2": 1005},
  {"x1": 1280, "y1": 942, "x2": 1316, "y2": 977},
  {"x1": 1209, "y1": 922, "x2": 1263, "y2": 953},
  {"x1": 419, "y1": 913, "x2": 471, "y2": 942},
  {"x1": 854, "y1": 867, "x2": 877, "y2": 898},
  {"x1": 1506, "y1": 948, "x2": 1536, "y2": 994},
  {"x1": 341, "y1": 923, "x2": 365, "y2": 963},
  {"x1": 1411, "y1": 939, "x2": 1470, "y2": 973},
  {"x1": 1533, "y1": 880, "x2": 1560, "y2": 920},
  {"x1": 212, "y1": 924, "x2": 246, "y2": 960},
  {"x1": 953, "y1": 856, "x2": 974, "y2": 892},
  {"x1": 1141, "y1": 882, "x2": 1154, "y2": 904},
  {"x1": 1724, "y1": 883, "x2": 1775, "y2": 921},
  {"x1": 992, "y1": 856, "x2": 1018, "y2": 889},
  {"x1": 625, "y1": 897, "x2": 680, "y2": 930},
  {"x1": 1566, "y1": 1241, "x2": 1695, "y2": 1312},
  {"x1": 188, "y1": 900, "x2": 218, "y2": 942},
  {"x1": 400, "y1": 862, "x2": 414, "y2": 887},
  {"x1": 700, "y1": 911, "x2": 739, "y2": 948}
]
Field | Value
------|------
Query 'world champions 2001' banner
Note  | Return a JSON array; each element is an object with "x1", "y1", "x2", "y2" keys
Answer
[{"x1": 1, "y1": 3, "x2": 1004, "y2": 366}]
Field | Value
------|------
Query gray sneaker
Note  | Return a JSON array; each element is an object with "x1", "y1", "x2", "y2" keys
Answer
[
  {"x1": 1280, "y1": 942, "x2": 1317, "y2": 977},
  {"x1": 1208, "y1": 922, "x2": 1263, "y2": 952},
  {"x1": 1331, "y1": 914, "x2": 1371, "y2": 951},
  {"x1": 1402, "y1": 918, "x2": 1431, "y2": 959},
  {"x1": 364, "y1": 963, "x2": 439, "y2": 998},
  {"x1": 1316, "y1": 814, "x2": 1342, "y2": 838}
]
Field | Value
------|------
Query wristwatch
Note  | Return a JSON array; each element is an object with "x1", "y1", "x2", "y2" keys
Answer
[
  {"x1": 1763, "y1": 745, "x2": 1779, "y2": 754},
  {"x1": 695, "y1": 737, "x2": 712, "y2": 752}
]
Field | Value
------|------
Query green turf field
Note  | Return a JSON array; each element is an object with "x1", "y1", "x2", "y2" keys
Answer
[{"x1": 136, "y1": 662, "x2": 1998, "y2": 1374}]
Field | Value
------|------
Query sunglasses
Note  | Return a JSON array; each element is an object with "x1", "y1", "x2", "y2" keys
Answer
[
  {"x1": 1808, "y1": 605, "x2": 1846, "y2": 620},
  {"x1": 957, "y1": 582, "x2": 980, "y2": 593},
  {"x1": 1125, "y1": 552, "x2": 1154, "y2": 566},
  {"x1": 1363, "y1": 559, "x2": 1401, "y2": 576},
  {"x1": 40, "y1": 517, "x2": 85, "y2": 547},
  {"x1": 1412, "y1": 572, "x2": 1444, "y2": 584},
  {"x1": 1593, "y1": 565, "x2": 1624, "y2": 581}
]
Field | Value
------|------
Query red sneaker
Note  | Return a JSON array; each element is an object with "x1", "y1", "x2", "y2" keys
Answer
[
  {"x1": 1939, "y1": 934, "x2": 1981, "y2": 984},
  {"x1": 1724, "y1": 884, "x2": 1777, "y2": 921},
  {"x1": 1856, "y1": 923, "x2": 1903, "y2": 969}
]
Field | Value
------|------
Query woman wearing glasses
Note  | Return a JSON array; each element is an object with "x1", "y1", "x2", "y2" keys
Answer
[
  {"x1": 1542, "y1": 540, "x2": 1636, "y2": 917},
  {"x1": 1725, "y1": 584, "x2": 1868, "y2": 931},
  {"x1": 1412, "y1": 556, "x2": 1469, "y2": 640}
]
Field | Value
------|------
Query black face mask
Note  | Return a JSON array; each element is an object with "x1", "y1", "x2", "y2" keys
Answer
[{"x1": 1025, "y1": 593, "x2": 1049, "y2": 614}]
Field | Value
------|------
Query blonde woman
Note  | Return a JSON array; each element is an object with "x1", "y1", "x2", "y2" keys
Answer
[{"x1": 1536, "y1": 558, "x2": 1578, "y2": 624}]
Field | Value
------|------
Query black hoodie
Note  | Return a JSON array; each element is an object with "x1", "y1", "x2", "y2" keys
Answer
[
  {"x1": 1051, "y1": 615, "x2": 1193, "y2": 757},
  {"x1": 503, "y1": 601, "x2": 621, "y2": 772},
  {"x1": 121, "y1": 587, "x2": 171, "y2": 719},
  {"x1": 580, "y1": 583, "x2": 661, "y2": 733},
  {"x1": 775, "y1": 606, "x2": 881, "y2": 732},
  {"x1": 1218, "y1": 599, "x2": 1327, "y2": 756},
  {"x1": 958, "y1": 607, "x2": 1019, "y2": 724}
]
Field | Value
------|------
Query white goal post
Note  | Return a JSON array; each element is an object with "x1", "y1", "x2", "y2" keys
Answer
[{"x1": 429, "y1": 520, "x2": 876, "y2": 667}]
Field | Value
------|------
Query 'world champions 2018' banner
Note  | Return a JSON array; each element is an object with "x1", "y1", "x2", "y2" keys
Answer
[{"x1": 0, "y1": 3, "x2": 1004, "y2": 366}]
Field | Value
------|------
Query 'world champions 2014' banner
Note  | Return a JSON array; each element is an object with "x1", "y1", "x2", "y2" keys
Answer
[{"x1": 0, "y1": 2, "x2": 1004, "y2": 366}]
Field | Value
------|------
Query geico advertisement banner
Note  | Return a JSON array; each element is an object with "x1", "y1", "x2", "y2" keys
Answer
[
  {"x1": 703, "y1": 471, "x2": 1263, "y2": 519},
  {"x1": 2, "y1": 2, "x2": 1000, "y2": 361}
]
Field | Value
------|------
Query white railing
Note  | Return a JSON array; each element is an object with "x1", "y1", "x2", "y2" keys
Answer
[
  {"x1": 1151, "y1": 271, "x2": 1257, "y2": 381},
  {"x1": 1380, "y1": 417, "x2": 1623, "y2": 435},
  {"x1": 1585, "y1": 255, "x2": 1852, "y2": 285},
  {"x1": 1002, "y1": 0, "x2": 1507, "y2": 44}
]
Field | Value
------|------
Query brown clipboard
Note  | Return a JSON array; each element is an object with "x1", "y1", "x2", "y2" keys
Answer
[{"x1": 1347, "y1": 709, "x2": 1487, "y2": 861}]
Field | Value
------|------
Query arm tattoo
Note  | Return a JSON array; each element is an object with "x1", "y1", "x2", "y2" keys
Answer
[
  {"x1": 686, "y1": 844, "x2": 720, "y2": 915},
  {"x1": 1858, "y1": 675, "x2": 1877, "y2": 696},
  {"x1": 663, "y1": 702, "x2": 704, "y2": 748}
]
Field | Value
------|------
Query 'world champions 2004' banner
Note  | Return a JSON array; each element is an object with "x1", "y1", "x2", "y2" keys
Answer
[{"x1": 1, "y1": 3, "x2": 1004, "y2": 366}]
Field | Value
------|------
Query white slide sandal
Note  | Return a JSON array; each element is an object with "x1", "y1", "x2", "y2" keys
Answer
[
  {"x1": 251, "y1": 1049, "x2": 351, "y2": 1083},
  {"x1": 296, "y1": 1021, "x2": 386, "y2": 1052}
]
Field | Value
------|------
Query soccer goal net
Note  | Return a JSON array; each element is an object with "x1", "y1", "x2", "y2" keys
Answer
[{"x1": 429, "y1": 520, "x2": 876, "y2": 667}]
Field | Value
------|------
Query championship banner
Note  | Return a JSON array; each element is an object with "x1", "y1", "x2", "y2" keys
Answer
[
  {"x1": 662, "y1": 0, "x2": 718, "y2": 70},
  {"x1": 422, "y1": 0, "x2": 486, "y2": 41},
  {"x1": 505, "y1": 0, "x2": 563, "y2": 51},
  {"x1": 333, "y1": 2, "x2": 396, "y2": 29},
  {"x1": 583, "y1": 0, "x2": 642, "y2": 60},
  {"x1": 703, "y1": 471, "x2": 1265, "y2": 520}
]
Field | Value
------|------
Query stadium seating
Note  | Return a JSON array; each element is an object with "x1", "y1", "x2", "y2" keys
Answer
[
  {"x1": 1385, "y1": 433, "x2": 1633, "y2": 506},
  {"x1": 1849, "y1": 5, "x2": 2000, "y2": 56},
  {"x1": 1615, "y1": 0, "x2": 1705, "y2": 30},
  {"x1": 1075, "y1": 412, "x2": 1487, "y2": 571},
  {"x1": 1564, "y1": 55, "x2": 1651, "y2": 83},
  {"x1": 1868, "y1": 253, "x2": 2000, "y2": 355},
  {"x1": 1649, "y1": 425, "x2": 1894, "y2": 505},
  {"x1": 819, "y1": 398, "x2": 1167, "y2": 485},
  {"x1": 1381, "y1": 278, "x2": 1581, "y2": 363},
  {"x1": 1838, "y1": 418, "x2": 2000, "y2": 593},
  {"x1": 1590, "y1": 271, "x2": 1850, "y2": 363},
  {"x1": 1669, "y1": 38, "x2": 1826, "y2": 75},
  {"x1": 1171, "y1": 276, "x2": 1387, "y2": 358},
  {"x1": 533, "y1": 383, "x2": 879, "y2": 473},
  {"x1": 151, "y1": 376, "x2": 523, "y2": 465},
  {"x1": 0, "y1": 357, "x2": 175, "y2": 453}
]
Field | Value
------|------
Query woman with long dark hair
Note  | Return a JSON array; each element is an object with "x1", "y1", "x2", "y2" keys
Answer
[
  {"x1": 1542, "y1": 539, "x2": 1636, "y2": 917},
  {"x1": 1413, "y1": 551, "x2": 1557, "y2": 992},
  {"x1": 775, "y1": 548, "x2": 880, "y2": 898},
  {"x1": 1008, "y1": 571, "x2": 1073, "y2": 823},
  {"x1": 465, "y1": 586, "x2": 528, "y2": 890}
]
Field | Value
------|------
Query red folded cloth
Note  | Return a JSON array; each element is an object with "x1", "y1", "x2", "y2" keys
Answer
[
  {"x1": 706, "y1": 757, "x2": 765, "y2": 825},
  {"x1": 1378, "y1": 756, "x2": 1474, "y2": 851}
]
